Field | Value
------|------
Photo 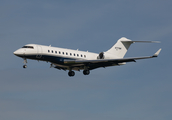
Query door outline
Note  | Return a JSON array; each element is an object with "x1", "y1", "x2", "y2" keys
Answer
[{"x1": 36, "y1": 45, "x2": 42, "y2": 58}]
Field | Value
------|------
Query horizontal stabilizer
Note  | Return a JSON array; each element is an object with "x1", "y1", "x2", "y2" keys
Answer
[{"x1": 122, "y1": 41, "x2": 160, "y2": 43}]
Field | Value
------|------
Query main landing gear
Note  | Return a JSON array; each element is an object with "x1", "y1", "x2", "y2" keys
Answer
[
  {"x1": 82, "y1": 66, "x2": 90, "y2": 75},
  {"x1": 68, "y1": 69, "x2": 90, "y2": 77},
  {"x1": 68, "y1": 71, "x2": 75, "y2": 77},
  {"x1": 23, "y1": 59, "x2": 27, "y2": 69},
  {"x1": 83, "y1": 70, "x2": 90, "y2": 75}
]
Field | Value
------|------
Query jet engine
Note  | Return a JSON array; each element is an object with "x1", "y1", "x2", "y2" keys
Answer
[{"x1": 97, "y1": 52, "x2": 104, "y2": 59}]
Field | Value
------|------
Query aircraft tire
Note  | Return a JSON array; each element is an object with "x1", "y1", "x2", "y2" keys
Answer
[
  {"x1": 83, "y1": 70, "x2": 90, "y2": 75},
  {"x1": 23, "y1": 65, "x2": 27, "y2": 68},
  {"x1": 68, "y1": 71, "x2": 75, "y2": 77}
]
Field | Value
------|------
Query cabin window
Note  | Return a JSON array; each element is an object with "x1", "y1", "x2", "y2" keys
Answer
[
  {"x1": 62, "y1": 52, "x2": 64, "y2": 55},
  {"x1": 52, "y1": 50, "x2": 53, "y2": 53},
  {"x1": 81, "y1": 55, "x2": 83, "y2": 57},
  {"x1": 70, "y1": 53, "x2": 72, "y2": 56},
  {"x1": 48, "y1": 50, "x2": 50, "y2": 53},
  {"x1": 84, "y1": 55, "x2": 86, "y2": 58},
  {"x1": 55, "y1": 51, "x2": 57, "y2": 54},
  {"x1": 66, "y1": 52, "x2": 68, "y2": 55},
  {"x1": 22, "y1": 46, "x2": 34, "y2": 49},
  {"x1": 74, "y1": 54, "x2": 75, "y2": 56},
  {"x1": 77, "y1": 54, "x2": 79, "y2": 57},
  {"x1": 59, "y1": 51, "x2": 61, "y2": 54}
]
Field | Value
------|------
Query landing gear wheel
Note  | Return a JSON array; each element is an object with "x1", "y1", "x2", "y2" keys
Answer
[
  {"x1": 23, "y1": 65, "x2": 27, "y2": 68},
  {"x1": 23, "y1": 59, "x2": 27, "y2": 69},
  {"x1": 83, "y1": 70, "x2": 90, "y2": 75},
  {"x1": 68, "y1": 71, "x2": 75, "y2": 77}
]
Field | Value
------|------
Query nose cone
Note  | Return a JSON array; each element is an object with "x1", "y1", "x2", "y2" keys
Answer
[
  {"x1": 13, "y1": 49, "x2": 24, "y2": 57},
  {"x1": 13, "y1": 50, "x2": 18, "y2": 55}
]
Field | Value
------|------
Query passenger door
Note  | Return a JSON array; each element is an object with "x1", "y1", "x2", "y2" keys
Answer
[{"x1": 36, "y1": 45, "x2": 42, "y2": 58}]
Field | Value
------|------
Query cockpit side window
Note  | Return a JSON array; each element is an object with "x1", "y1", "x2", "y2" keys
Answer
[{"x1": 22, "y1": 46, "x2": 34, "y2": 49}]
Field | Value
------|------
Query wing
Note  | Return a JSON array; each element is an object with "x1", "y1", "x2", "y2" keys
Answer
[{"x1": 63, "y1": 49, "x2": 161, "y2": 70}]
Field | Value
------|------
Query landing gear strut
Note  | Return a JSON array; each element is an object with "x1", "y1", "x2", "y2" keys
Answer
[
  {"x1": 68, "y1": 71, "x2": 75, "y2": 77},
  {"x1": 23, "y1": 59, "x2": 27, "y2": 69},
  {"x1": 83, "y1": 70, "x2": 90, "y2": 75}
]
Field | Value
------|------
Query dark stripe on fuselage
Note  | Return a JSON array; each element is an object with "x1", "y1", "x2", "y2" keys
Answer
[{"x1": 19, "y1": 54, "x2": 77, "y2": 65}]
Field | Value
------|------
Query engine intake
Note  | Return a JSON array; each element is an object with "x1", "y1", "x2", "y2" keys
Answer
[{"x1": 97, "y1": 52, "x2": 104, "y2": 59}]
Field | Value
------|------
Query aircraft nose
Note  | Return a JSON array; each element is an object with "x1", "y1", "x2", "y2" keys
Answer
[
  {"x1": 13, "y1": 50, "x2": 18, "y2": 55},
  {"x1": 13, "y1": 50, "x2": 20, "y2": 56},
  {"x1": 13, "y1": 49, "x2": 24, "y2": 56}
]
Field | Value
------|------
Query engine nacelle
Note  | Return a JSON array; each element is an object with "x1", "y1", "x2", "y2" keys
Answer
[{"x1": 97, "y1": 52, "x2": 104, "y2": 59}]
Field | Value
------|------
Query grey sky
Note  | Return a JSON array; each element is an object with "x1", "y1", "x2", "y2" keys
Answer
[{"x1": 0, "y1": 0, "x2": 171, "y2": 120}]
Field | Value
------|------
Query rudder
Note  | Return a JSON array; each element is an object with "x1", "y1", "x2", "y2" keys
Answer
[{"x1": 105, "y1": 37, "x2": 133, "y2": 58}]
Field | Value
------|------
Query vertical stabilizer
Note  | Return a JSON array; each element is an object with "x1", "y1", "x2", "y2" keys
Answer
[{"x1": 106, "y1": 37, "x2": 133, "y2": 58}]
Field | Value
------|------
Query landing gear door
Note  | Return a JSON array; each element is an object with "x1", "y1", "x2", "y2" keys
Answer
[{"x1": 36, "y1": 45, "x2": 42, "y2": 58}]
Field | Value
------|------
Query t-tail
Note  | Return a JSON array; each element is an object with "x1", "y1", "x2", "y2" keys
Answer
[{"x1": 105, "y1": 37, "x2": 159, "y2": 58}]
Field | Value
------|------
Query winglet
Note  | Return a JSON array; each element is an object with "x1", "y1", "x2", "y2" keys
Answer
[{"x1": 153, "y1": 48, "x2": 162, "y2": 57}]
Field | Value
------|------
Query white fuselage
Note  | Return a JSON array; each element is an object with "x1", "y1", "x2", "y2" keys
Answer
[{"x1": 14, "y1": 44, "x2": 100, "y2": 70}]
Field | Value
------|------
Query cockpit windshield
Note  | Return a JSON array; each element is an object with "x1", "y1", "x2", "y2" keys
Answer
[{"x1": 22, "y1": 46, "x2": 34, "y2": 49}]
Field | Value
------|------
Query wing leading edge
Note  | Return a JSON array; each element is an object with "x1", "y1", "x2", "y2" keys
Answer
[{"x1": 63, "y1": 49, "x2": 161, "y2": 70}]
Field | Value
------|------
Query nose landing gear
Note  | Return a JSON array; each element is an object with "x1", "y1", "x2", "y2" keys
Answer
[
  {"x1": 23, "y1": 59, "x2": 27, "y2": 69},
  {"x1": 23, "y1": 65, "x2": 27, "y2": 68}
]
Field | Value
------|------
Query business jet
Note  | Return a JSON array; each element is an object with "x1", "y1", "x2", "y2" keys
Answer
[{"x1": 13, "y1": 37, "x2": 161, "y2": 77}]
